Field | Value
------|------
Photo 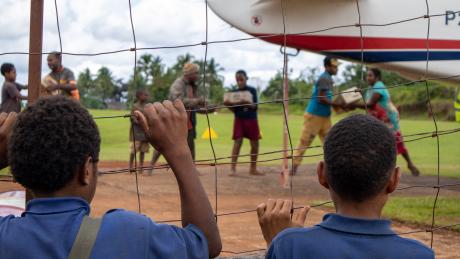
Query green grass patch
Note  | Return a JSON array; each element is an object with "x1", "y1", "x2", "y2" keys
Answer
[
  {"x1": 0, "y1": 168, "x2": 10, "y2": 176},
  {"x1": 91, "y1": 109, "x2": 460, "y2": 179},
  {"x1": 384, "y1": 196, "x2": 460, "y2": 231}
]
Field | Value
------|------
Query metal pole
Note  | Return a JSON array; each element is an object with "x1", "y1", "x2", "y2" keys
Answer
[
  {"x1": 26, "y1": 0, "x2": 44, "y2": 203},
  {"x1": 282, "y1": 54, "x2": 290, "y2": 188}
]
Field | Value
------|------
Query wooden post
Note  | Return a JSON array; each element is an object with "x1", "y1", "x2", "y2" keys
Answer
[
  {"x1": 27, "y1": 0, "x2": 44, "y2": 104},
  {"x1": 26, "y1": 0, "x2": 44, "y2": 203},
  {"x1": 280, "y1": 47, "x2": 299, "y2": 188}
]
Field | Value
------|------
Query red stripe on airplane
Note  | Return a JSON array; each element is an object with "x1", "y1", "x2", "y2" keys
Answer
[{"x1": 254, "y1": 34, "x2": 460, "y2": 51}]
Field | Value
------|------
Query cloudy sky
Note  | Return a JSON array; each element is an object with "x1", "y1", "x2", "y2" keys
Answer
[{"x1": 1, "y1": 0, "x2": 328, "y2": 88}]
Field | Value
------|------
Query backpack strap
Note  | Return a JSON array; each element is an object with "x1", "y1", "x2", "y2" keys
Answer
[{"x1": 68, "y1": 216, "x2": 102, "y2": 259}]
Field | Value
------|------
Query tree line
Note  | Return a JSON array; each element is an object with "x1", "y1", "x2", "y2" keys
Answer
[
  {"x1": 76, "y1": 54, "x2": 457, "y2": 119},
  {"x1": 77, "y1": 53, "x2": 226, "y2": 109}
]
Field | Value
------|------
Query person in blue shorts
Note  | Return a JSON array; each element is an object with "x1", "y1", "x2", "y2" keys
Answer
[
  {"x1": 0, "y1": 96, "x2": 221, "y2": 258},
  {"x1": 256, "y1": 115, "x2": 434, "y2": 259}
]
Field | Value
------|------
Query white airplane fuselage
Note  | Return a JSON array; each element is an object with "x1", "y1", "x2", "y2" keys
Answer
[{"x1": 208, "y1": 0, "x2": 460, "y2": 83}]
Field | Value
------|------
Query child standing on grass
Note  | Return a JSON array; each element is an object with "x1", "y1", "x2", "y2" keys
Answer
[
  {"x1": 225, "y1": 70, "x2": 263, "y2": 176},
  {"x1": 1, "y1": 63, "x2": 27, "y2": 113},
  {"x1": 129, "y1": 89, "x2": 150, "y2": 174}
]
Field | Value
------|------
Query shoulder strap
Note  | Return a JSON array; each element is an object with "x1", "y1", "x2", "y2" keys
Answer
[{"x1": 68, "y1": 216, "x2": 102, "y2": 259}]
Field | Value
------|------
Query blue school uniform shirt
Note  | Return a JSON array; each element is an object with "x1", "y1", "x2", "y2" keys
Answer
[
  {"x1": 232, "y1": 86, "x2": 258, "y2": 119},
  {"x1": 306, "y1": 71, "x2": 334, "y2": 117},
  {"x1": 0, "y1": 197, "x2": 208, "y2": 259},
  {"x1": 267, "y1": 213, "x2": 434, "y2": 259}
]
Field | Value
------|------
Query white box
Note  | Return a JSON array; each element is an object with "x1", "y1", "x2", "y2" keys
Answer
[
  {"x1": 224, "y1": 91, "x2": 253, "y2": 104},
  {"x1": 337, "y1": 86, "x2": 362, "y2": 104},
  {"x1": 334, "y1": 86, "x2": 363, "y2": 113}
]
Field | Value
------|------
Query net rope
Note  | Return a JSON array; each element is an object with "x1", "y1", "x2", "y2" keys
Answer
[{"x1": 0, "y1": 0, "x2": 458, "y2": 256}]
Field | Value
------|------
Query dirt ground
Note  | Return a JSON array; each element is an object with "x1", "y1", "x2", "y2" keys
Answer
[{"x1": 1, "y1": 163, "x2": 459, "y2": 258}]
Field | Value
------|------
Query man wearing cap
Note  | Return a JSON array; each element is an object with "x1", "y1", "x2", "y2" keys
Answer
[
  {"x1": 150, "y1": 63, "x2": 205, "y2": 168},
  {"x1": 292, "y1": 57, "x2": 344, "y2": 175}
]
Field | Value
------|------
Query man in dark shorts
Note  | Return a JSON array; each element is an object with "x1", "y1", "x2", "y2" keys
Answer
[
  {"x1": 46, "y1": 52, "x2": 80, "y2": 101},
  {"x1": 1, "y1": 63, "x2": 27, "y2": 113},
  {"x1": 154, "y1": 63, "x2": 205, "y2": 162},
  {"x1": 225, "y1": 70, "x2": 263, "y2": 176},
  {"x1": 129, "y1": 89, "x2": 151, "y2": 174}
]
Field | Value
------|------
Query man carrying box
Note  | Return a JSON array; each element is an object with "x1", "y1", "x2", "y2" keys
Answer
[
  {"x1": 292, "y1": 57, "x2": 345, "y2": 175},
  {"x1": 224, "y1": 70, "x2": 263, "y2": 176}
]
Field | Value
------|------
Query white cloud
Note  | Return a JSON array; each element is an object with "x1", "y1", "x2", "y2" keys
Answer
[{"x1": 1, "y1": 0, "x2": 329, "y2": 88}]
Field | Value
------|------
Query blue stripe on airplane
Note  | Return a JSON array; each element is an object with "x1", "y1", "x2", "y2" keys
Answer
[{"x1": 325, "y1": 51, "x2": 460, "y2": 63}]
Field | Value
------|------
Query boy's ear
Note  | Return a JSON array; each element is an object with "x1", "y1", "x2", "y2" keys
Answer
[
  {"x1": 317, "y1": 161, "x2": 329, "y2": 190},
  {"x1": 386, "y1": 167, "x2": 401, "y2": 194},
  {"x1": 78, "y1": 156, "x2": 94, "y2": 186}
]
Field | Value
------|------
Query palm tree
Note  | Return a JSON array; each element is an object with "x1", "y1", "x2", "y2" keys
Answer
[
  {"x1": 77, "y1": 68, "x2": 93, "y2": 97},
  {"x1": 95, "y1": 67, "x2": 116, "y2": 103}
]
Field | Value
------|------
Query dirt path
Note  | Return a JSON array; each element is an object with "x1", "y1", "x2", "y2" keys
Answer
[
  {"x1": 1, "y1": 163, "x2": 459, "y2": 258},
  {"x1": 94, "y1": 163, "x2": 459, "y2": 258}
]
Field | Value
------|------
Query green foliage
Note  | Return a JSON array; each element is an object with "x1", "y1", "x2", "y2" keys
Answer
[
  {"x1": 125, "y1": 53, "x2": 226, "y2": 107},
  {"x1": 195, "y1": 58, "x2": 226, "y2": 104},
  {"x1": 77, "y1": 66, "x2": 123, "y2": 109},
  {"x1": 261, "y1": 68, "x2": 316, "y2": 101},
  {"x1": 77, "y1": 59, "x2": 457, "y2": 118}
]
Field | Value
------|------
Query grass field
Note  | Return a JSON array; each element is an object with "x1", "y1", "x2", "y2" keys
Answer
[
  {"x1": 93, "y1": 108, "x2": 460, "y2": 178},
  {"x1": 384, "y1": 197, "x2": 460, "y2": 231}
]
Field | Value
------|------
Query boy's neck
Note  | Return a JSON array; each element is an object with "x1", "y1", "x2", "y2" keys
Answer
[
  {"x1": 6, "y1": 78, "x2": 14, "y2": 83},
  {"x1": 333, "y1": 196, "x2": 386, "y2": 220}
]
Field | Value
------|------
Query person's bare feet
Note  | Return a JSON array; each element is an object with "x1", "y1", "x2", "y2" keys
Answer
[
  {"x1": 250, "y1": 170, "x2": 265, "y2": 176},
  {"x1": 230, "y1": 168, "x2": 237, "y2": 177},
  {"x1": 408, "y1": 164, "x2": 420, "y2": 177},
  {"x1": 290, "y1": 165, "x2": 298, "y2": 176}
]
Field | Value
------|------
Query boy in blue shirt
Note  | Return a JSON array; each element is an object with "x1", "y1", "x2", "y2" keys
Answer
[
  {"x1": 0, "y1": 96, "x2": 221, "y2": 258},
  {"x1": 257, "y1": 114, "x2": 434, "y2": 259}
]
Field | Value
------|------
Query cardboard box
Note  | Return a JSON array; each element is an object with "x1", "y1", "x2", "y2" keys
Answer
[
  {"x1": 40, "y1": 75, "x2": 59, "y2": 96},
  {"x1": 224, "y1": 91, "x2": 253, "y2": 104},
  {"x1": 334, "y1": 86, "x2": 363, "y2": 113}
]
